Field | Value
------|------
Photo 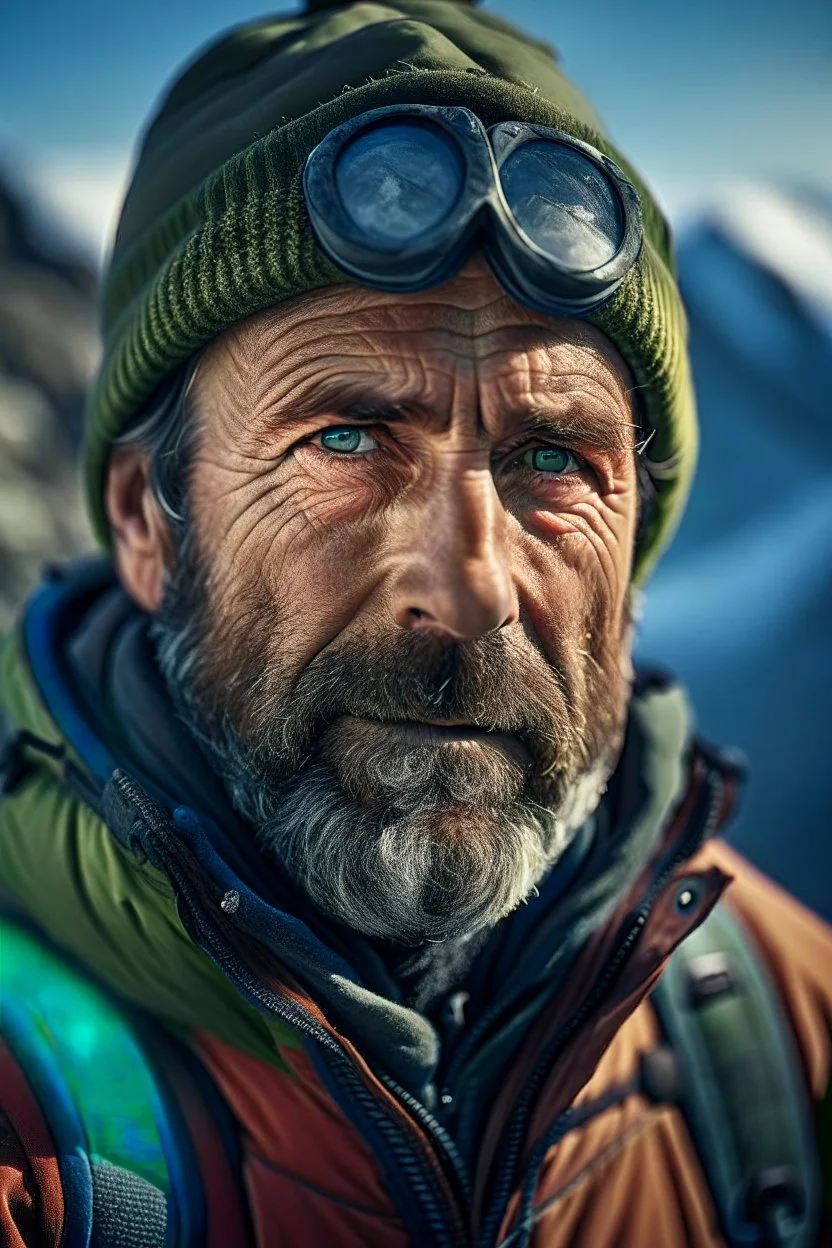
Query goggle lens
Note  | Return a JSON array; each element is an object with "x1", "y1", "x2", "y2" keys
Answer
[
  {"x1": 498, "y1": 140, "x2": 625, "y2": 272},
  {"x1": 334, "y1": 121, "x2": 465, "y2": 245}
]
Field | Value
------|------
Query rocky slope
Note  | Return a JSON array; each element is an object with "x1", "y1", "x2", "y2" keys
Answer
[{"x1": 0, "y1": 174, "x2": 96, "y2": 628}]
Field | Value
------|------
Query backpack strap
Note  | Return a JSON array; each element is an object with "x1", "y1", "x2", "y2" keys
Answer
[
  {"x1": 0, "y1": 917, "x2": 206, "y2": 1248},
  {"x1": 651, "y1": 902, "x2": 821, "y2": 1248}
]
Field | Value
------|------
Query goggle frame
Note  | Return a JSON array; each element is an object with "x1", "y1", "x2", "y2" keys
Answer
[{"x1": 303, "y1": 103, "x2": 644, "y2": 317}]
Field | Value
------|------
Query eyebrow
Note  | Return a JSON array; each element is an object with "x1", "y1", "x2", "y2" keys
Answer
[
  {"x1": 516, "y1": 410, "x2": 640, "y2": 454},
  {"x1": 252, "y1": 377, "x2": 416, "y2": 434}
]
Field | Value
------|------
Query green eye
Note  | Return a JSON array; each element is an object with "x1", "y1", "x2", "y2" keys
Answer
[
  {"x1": 524, "y1": 446, "x2": 580, "y2": 474},
  {"x1": 318, "y1": 427, "x2": 377, "y2": 454}
]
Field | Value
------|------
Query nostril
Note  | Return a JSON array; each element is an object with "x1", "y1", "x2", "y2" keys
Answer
[{"x1": 405, "y1": 606, "x2": 438, "y2": 629}]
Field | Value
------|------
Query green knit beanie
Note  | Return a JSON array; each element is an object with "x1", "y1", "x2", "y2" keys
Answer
[{"x1": 88, "y1": 0, "x2": 696, "y2": 583}]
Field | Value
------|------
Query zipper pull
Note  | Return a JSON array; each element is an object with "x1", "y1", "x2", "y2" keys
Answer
[
  {"x1": 441, "y1": 991, "x2": 470, "y2": 1045},
  {"x1": 439, "y1": 1089, "x2": 455, "y2": 1114}
]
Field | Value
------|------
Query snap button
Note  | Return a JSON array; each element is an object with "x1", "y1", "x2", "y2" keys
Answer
[
  {"x1": 220, "y1": 889, "x2": 240, "y2": 915},
  {"x1": 674, "y1": 878, "x2": 701, "y2": 914}
]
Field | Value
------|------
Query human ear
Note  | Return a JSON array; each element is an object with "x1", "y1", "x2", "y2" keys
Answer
[{"x1": 104, "y1": 447, "x2": 173, "y2": 613}]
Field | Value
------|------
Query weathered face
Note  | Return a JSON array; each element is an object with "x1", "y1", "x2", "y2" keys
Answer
[{"x1": 110, "y1": 258, "x2": 641, "y2": 944}]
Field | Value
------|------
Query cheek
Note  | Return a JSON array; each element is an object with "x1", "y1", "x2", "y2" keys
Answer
[
  {"x1": 513, "y1": 483, "x2": 636, "y2": 666},
  {"x1": 527, "y1": 483, "x2": 634, "y2": 598},
  {"x1": 190, "y1": 453, "x2": 390, "y2": 659},
  {"x1": 289, "y1": 448, "x2": 394, "y2": 527}
]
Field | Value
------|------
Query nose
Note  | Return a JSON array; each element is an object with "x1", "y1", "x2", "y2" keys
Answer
[{"x1": 392, "y1": 465, "x2": 518, "y2": 642}]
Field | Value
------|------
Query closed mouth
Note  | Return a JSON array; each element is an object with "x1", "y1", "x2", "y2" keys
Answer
[{"x1": 337, "y1": 715, "x2": 530, "y2": 762}]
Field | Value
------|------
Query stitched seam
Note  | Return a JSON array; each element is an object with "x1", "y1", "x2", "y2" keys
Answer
[
  {"x1": 530, "y1": 1105, "x2": 670, "y2": 1224},
  {"x1": 247, "y1": 1150, "x2": 403, "y2": 1223}
]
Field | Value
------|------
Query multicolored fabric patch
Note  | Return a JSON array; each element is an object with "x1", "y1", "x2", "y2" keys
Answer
[{"x1": 0, "y1": 917, "x2": 202, "y2": 1246}]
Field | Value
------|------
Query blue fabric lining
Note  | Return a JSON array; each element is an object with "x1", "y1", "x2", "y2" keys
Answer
[
  {"x1": 0, "y1": 916, "x2": 197, "y2": 1247},
  {"x1": 22, "y1": 565, "x2": 118, "y2": 786},
  {"x1": 171, "y1": 806, "x2": 360, "y2": 985},
  {"x1": 141, "y1": 1042, "x2": 202, "y2": 1248},
  {"x1": 1, "y1": 909, "x2": 202, "y2": 1248}
]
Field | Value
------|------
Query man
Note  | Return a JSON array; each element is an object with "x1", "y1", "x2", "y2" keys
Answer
[{"x1": 1, "y1": 2, "x2": 830, "y2": 1245}]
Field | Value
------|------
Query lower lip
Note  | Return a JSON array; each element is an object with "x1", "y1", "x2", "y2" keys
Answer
[{"x1": 340, "y1": 718, "x2": 529, "y2": 762}]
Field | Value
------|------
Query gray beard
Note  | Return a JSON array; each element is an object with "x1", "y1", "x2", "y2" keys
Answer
[
  {"x1": 151, "y1": 532, "x2": 625, "y2": 946},
  {"x1": 249, "y1": 758, "x2": 610, "y2": 946}
]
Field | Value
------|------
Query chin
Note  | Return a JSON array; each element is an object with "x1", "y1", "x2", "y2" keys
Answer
[{"x1": 254, "y1": 755, "x2": 579, "y2": 944}]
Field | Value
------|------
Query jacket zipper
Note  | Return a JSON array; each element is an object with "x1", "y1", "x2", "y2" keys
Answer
[
  {"x1": 110, "y1": 772, "x2": 472, "y2": 1246},
  {"x1": 477, "y1": 765, "x2": 724, "y2": 1248}
]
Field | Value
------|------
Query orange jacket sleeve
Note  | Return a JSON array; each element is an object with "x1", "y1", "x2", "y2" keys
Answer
[{"x1": 0, "y1": 1043, "x2": 62, "y2": 1248}]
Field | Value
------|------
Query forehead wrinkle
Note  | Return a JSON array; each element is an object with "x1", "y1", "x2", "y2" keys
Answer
[
  {"x1": 204, "y1": 286, "x2": 634, "y2": 447},
  {"x1": 243, "y1": 357, "x2": 633, "y2": 456},
  {"x1": 189, "y1": 331, "x2": 254, "y2": 448},
  {"x1": 245, "y1": 325, "x2": 615, "y2": 427},
  {"x1": 526, "y1": 368, "x2": 634, "y2": 417},
  {"x1": 214, "y1": 266, "x2": 627, "y2": 371},
  {"x1": 250, "y1": 354, "x2": 420, "y2": 420},
  {"x1": 246, "y1": 346, "x2": 470, "y2": 437},
  {"x1": 238, "y1": 268, "x2": 517, "y2": 338},
  {"x1": 478, "y1": 336, "x2": 634, "y2": 436},
  {"x1": 227, "y1": 275, "x2": 621, "y2": 360}
]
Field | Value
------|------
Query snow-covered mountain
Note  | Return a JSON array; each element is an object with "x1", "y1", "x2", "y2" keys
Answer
[{"x1": 638, "y1": 186, "x2": 832, "y2": 918}]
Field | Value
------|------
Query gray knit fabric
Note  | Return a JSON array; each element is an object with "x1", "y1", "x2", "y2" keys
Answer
[{"x1": 90, "y1": 1157, "x2": 168, "y2": 1248}]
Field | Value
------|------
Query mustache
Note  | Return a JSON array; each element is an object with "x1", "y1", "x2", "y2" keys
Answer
[{"x1": 252, "y1": 626, "x2": 576, "y2": 769}]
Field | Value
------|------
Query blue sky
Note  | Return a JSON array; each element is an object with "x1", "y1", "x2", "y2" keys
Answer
[{"x1": 2, "y1": 0, "x2": 830, "y2": 257}]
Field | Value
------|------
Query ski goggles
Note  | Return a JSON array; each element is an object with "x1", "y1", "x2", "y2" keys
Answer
[{"x1": 303, "y1": 104, "x2": 643, "y2": 317}]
